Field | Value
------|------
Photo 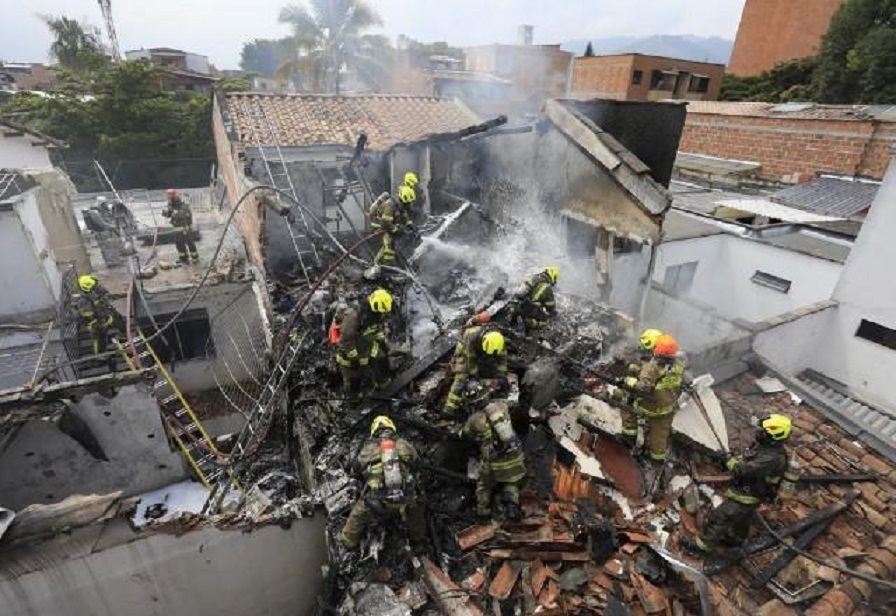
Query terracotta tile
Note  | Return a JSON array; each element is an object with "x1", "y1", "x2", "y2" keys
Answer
[
  {"x1": 860, "y1": 453, "x2": 892, "y2": 476},
  {"x1": 456, "y1": 523, "x2": 497, "y2": 550},
  {"x1": 530, "y1": 559, "x2": 548, "y2": 597},
  {"x1": 488, "y1": 561, "x2": 522, "y2": 600},
  {"x1": 538, "y1": 579, "x2": 559, "y2": 607}
]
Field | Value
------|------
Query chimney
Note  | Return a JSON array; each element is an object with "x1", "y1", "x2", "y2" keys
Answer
[{"x1": 518, "y1": 25, "x2": 533, "y2": 46}]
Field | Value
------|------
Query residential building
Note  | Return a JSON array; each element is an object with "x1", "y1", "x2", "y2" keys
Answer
[
  {"x1": 125, "y1": 48, "x2": 216, "y2": 92},
  {"x1": 728, "y1": 0, "x2": 844, "y2": 76},
  {"x1": 0, "y1": 62, "x2": 57, "y2": 92},
  {"x1": 678, "y1": 101, "x2": 896, "y2": 183},
  {"x1": 0, "y1": 120, "x2": 66, "y2": 169},
  {"x1": 571, "y1": 54, "x2": 725, "y2": 102},
  {"x1": 464, "y1": 38, "x2": 573, "y2": 115}
]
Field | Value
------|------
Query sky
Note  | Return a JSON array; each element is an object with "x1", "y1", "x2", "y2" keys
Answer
[{"x1": 1, "y1": 0, "x2": 746, "y2": 69}]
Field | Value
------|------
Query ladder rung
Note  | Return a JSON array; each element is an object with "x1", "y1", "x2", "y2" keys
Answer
[
  {"x1": 153, "y1": 380, "x2": 168, "y2": 390},
  {"x1": 160, "y1": 394, "x2": 179, "y2": 406}
]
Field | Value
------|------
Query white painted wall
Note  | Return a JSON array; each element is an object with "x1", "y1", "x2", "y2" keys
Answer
[
  {"x1": 754, "y1": 304, "x2": 836, "y2": 375},
  {"x1": 0, "y1": 133, "x2": 52, "y2": 169},
  {"x1": 0, "y1": 517, "x2": 327, "y2": 616},
  {"x1": 807, "y1": 156, "x2": 896, "y2": 411},
  {"x1": 0, "y1": 206, "x2": 55, "y2": 320},
  {"x1": 654, "y1": 234, "x2": 842, "y2": 324}
]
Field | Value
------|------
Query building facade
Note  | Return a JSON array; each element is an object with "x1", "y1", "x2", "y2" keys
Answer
[
  {"x1": 728, "y1": 0, "x2": 844, "y2": 77},
  {"x1": 571, "y1": 54, "x2": 724, "y2": 102}
]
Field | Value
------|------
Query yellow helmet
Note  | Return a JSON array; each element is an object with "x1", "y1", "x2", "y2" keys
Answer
[
  {"x1": 638, "y1": 328, "x2": 663, "y2": 351},
  {"x1": 761, "y1": 414, "x2": 792, "y2": 441},
  {"x1": 370, "y1": 415, "x2": 396, "y2": 436},
  {"x1": 481, "y1": 330, "x2": 505, "y2": 355},
  {"x1": 78, "y1": 274, "x2": 97, "y2": 292},
  {"x1": 545, "y1": 266, "x2": 559, "y2": 285},
  {"x1": 403, "y1": 171, "x2": 419, "y2": 188},
  {"x1": 368, "y1": 288, "x2": 393, "y2": 313},
  {"x1": 397, "y1": 185, "x2": 416, "y2": 204}
]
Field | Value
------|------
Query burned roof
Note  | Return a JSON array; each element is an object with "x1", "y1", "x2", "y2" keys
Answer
[
  {"x1": 771, "y1": 176, "x2": 880, "y2": 219},
  {"x1": 224, "y1": 93, "x2": 482, "y2": 151}
]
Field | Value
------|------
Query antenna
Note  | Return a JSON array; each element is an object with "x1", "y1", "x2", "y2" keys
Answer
[{"x1": 97, "y1": 0, "x2": 122, "y2": 61}]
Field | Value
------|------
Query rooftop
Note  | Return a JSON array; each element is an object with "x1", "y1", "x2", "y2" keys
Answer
[
  {"x1": 72, "y1": 188, "x2": 249, "y2": 298},
  {"x1": 683, "y1": 101, "x2": 896, "y2": 122},
  {"x1": 771, "y1": 176, "x2": 881, "y2": 219},
  {"x1": 224, "y1": 93, "x2": 482, "y2": 151},
  {"x1": 576, "y1": 52, "x2": 725, "y2": 67}
]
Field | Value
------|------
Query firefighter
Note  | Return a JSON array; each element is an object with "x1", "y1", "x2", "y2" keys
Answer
[
  {"x1": 162, "y1": 189, "x2": 199, "y2": 264},
  {"x1": 508, "y1": 266, "x2": 559, "y2": 333},
  {"x1": 623, "y1": 334, "x2": 686, "y2": 463},
  {"x1": 340, "y1": 415, "x2": 427, "y2": 550},
  {"x1": 402, "y1": 171, "x2": 425, "y2": 211},
  {"x1": 443, "y1": 325, "x2": 508, "y2": 415},
  {"x1": 681, "y1": 414, "x2": 792, "y2": 555},
  {"x1": 332, "y1": 288, "x2": 393, "y2": 394},
  {"x1": 75, "y1": 274, "x2": 121, "y2": 357},
  {"x1": 614, "y1": 328, "x2": 664, "y2": 446},
  {"x1": 368, "y1": 186, "x2": 416, "y2": 266},
  {"x1": 462, "y1": 400, "x2": 526, "y2": 521}
]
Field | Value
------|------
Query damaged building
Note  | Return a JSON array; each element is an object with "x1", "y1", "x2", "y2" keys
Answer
[{"x1": 1, "y1": 87, "x2": 895, "y2": 616}]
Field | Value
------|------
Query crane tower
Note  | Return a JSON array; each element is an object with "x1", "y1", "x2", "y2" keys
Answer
[{"x1": 97, "y1": 0, "x2": 122, "y2": 61}]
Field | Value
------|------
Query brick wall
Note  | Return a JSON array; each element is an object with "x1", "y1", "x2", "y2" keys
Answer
[
  {"x1": 571, "y1": 55, "x2": 724, "y2": 102},
  {"x1": 570, "y1": 56, "x2": 633, "y2": 99},
  {"x1": 728, "y1": 0, "x2": 844, "y2": 77},
  {"x1": 680, "y1": 112, "x2": 896, "y2": 182}
]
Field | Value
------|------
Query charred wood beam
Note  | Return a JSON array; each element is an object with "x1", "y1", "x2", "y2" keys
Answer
[
  {"x1": 383, "y1": 334, "x2": 460, "y2": 397},
  {"x1": 703, "y1": 493, "x2": 858, "y2": 576},
  {"x1": 0, "y1": 369, "x2": 154, "y2": 411}
]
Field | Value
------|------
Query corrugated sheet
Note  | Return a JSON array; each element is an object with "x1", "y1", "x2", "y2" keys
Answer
[{"x1": 771, "y1": 177, "x2": 880, "y2": 218}]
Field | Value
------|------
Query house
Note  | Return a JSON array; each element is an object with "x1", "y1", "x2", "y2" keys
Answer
[
  {"x1": 0, "y1": 120, "x2": 66, "y2": 169},
  {"x1": 125, "y1": 48, "x2": 217, "y2": 92},
  {"x1": 728, "y1": 0, "x2": 845, "y2": 76},
  {"x1": 571, "y1": 54, "x2": 725, "y2": 102},
  {"x1": 0, "y1": 62, "x2": 57, "y2": 92},
  {"x1": 678, "y1": 101, "x2": 896, "y2": 183}
]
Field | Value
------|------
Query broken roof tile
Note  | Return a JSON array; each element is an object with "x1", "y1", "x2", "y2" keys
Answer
[
  {"x1": 488, "y1": 561, "x2": 522, "y2": 600},
  {"x1": 225, "y1": 93, "x2": 481, "y2": 151}
]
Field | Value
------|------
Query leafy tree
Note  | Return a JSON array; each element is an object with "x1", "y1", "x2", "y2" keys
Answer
[
  {"x1": 812, "y1": 0, "x2": 896, "y2": 103},
  {"x1": 277, "y1": 0, "x2": 393, "y2": 93},
  {"x1": 240, "y1": 38, "x2": 291, "y2": 75},
  {"x1": 584, "y1": 41, "x2": 595, "y2": 57},
  {"x1": 41, "y1": 15, "x2": 108, "y2": 73},
  {"x1": 720, "y1": 57, "x2": 817, "y2": 102},
  {"x1": 398, "y1": 36, "x2": 465, "y2": 66}
]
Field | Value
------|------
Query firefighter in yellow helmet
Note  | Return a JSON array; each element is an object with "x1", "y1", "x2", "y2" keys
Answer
[
  {"x1": 340, "y1": 415, "x2": 427, "y2": 550},
  {"x1": 75, "y1": 274, "x2": 122, "y2": 358},
  {"x1": 162, "y1": 189, "x2": 199, "y2": 264},
  {"x1": 367, "y1": 186, "x2": 416, "y2": 266},
  {"x1": 443, "y1": 326, "x2": 508, "y2": 415},
  {"x1": 461, "y1": 400, "x2": 526, "y2": 521},
  {"x1": 331, "y1": 289, "x2": 394, "y2": 393},
  {"x1": 615, "y1": 328, "x2": 664, "y2": 445},
  {"x1": 508, "y1": 266, "x2": 559, "y2": 333},
  {"x1": 682, "y1": 414, "x2": 791, "y2": 555},
  {"x1": 622, "y1": 334, "x2": 686, "y2": 462}
]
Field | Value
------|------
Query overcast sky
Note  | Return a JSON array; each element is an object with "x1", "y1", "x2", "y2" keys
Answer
[{"x1": 1, "y1": 0, "x2": 746, "y2": 69}]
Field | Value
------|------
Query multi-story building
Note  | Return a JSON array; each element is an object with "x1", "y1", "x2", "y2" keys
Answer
[
  {"x1": 124, "y1": 48, "x2": 216, "y2": 92},
  {"x1": 728, "y1": 0, "x2": 845, "y2": 76},
  {"x1": 571, "y1": 53, "x2": 725, "y2": 102}
]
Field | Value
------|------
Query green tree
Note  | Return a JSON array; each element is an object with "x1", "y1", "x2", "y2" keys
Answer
[
  {"x1": 41, "y1": 15, "x2": 108, "y2": 72},
  {"x1": 812, "y1": 0, "x2": 896, "y2": 103},
  {"x1": 720, "y1": 57, "x2": 817, "y2": 102},
  {"x1": 240, "y1": 38, "x2": 291, "y2": 75},
  {"x1": 277, "y1": 0, "x2": 393, "y2": 93},
  {"x1": 584, "y1": 41, "x2": 595, "y2": 57}
]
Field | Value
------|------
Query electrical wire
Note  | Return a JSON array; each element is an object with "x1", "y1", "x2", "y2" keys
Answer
[{"x1": 756, "y1": 511, "x2": 896, "y2": 591}]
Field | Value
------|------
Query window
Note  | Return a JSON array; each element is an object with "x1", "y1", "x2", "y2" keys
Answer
[
  {"x1": 688, "y1": 75, "x2": 710, "y2": 93},
  {"x1": 632, "y1": 70, "x2": 643, "y2": 85},
  {"x1": 649, "y1": 70, "x2": 675, "y2": 91},
  {"x1": 137, "y1": 308, "x2": 214, "y2": 363},
  {"x1": 564, "y1": 216, "x2": 598, "y2": 258},
  {"x1": 663, "y1": 262, "x2": 697, "y2": 294},
  {"x1": 751, "y1": 271, "x2": 791, "y2": 293},
  {"x1": 613, "y1": 236, "x2": 642, "y2": 254},
  {"x1": 856, "y1": 319, "x2": 896, "y2": 351}
]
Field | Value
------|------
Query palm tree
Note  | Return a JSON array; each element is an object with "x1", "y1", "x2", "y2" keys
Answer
[{"x1": 277, "y1": 0, "x2": 393, "y2": 93}]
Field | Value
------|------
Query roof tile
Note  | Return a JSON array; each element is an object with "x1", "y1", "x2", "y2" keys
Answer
[{"x1": 225, "y1": 93, "x2": 481, "y2": 151}]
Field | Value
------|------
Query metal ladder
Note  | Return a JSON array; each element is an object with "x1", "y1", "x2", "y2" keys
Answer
[
  {"x1": 124, "y1": 332, "x2": 240, "y2": 490},
  {"x1": 236, "y1": 97, "x2": 320, "y2": 284},
  {"x1": 204, "y1": 331, "x2": 307, "y2": 512}
]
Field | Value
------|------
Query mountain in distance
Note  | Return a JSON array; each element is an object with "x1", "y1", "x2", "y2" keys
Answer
[{"x1": 562, "y1": 35, "x2": 733, "y2": 65}]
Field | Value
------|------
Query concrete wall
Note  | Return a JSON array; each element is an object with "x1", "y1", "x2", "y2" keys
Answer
[
  {"x1": 680, "y1": 111, "x2": 896, "y2": 182},
  {"x1": 0, "y1": 385, "x2": 186, "y2": 510},
  {"x1": 0, "y1": 205, "x2": 55, "y2": 322},
  {"x1": 728, "y1": 0, "x2": 844, "y2": 77},
  {"x1": 0, "y1": 132, "x2": 52, "y2": 169},
  {"x1": 654, "y1": 234, "x2": 842, "y2": 324},
  {"x1": 753, "y1": 301, "x2": 836, "y2": 374},
  {"x1": 142, "y1": 281, "x2": 267, "y2": 393},
  {"x1": 644, "y1": 282, "x2": 749, "y2": 352},
  {"x1": 0, "y1": 516, "x2": 328, "y2": 616},
  {"x1": 806, "y1": 156, "x2": 896, "y2": 411}
]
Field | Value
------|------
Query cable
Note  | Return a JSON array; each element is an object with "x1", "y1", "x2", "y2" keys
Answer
[{"x1": 756, "y1": 511, "x2": 896, "y2": 591}]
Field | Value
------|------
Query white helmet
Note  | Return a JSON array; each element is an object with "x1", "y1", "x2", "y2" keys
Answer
[{"x1": 96, "y1": 196, "x2": 108, "y2": 205}]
